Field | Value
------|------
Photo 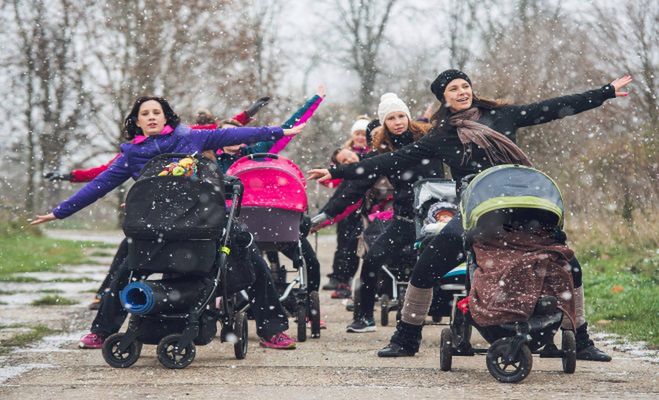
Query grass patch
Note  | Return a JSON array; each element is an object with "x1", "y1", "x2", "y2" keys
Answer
[
  {"x1": 31, "y1": 295, "x2": 78, "y2": 306},
  {"x1": 0, "y1": 325, "x2": 57, "y2": 355},
  {"x1": 39, "y1": 289, "x2": 64, "y2": 294},
  {"x1": 0, "y1": 289, "x2": 17, "y2": 295},
  {"x1": 0, "y1": 231, "x2": 108, "y2": 278},
  {"x1": 0, "y1": 276, "x2": 96, "y2": 283},
  {"x1": 579, "y1": 243, "x2": 658, "y2": 348},
  {"x1": 88, "y1": 250, "x2": 115, "y2": 257}
]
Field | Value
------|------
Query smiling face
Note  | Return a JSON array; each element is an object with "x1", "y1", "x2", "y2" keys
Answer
[
  {"x1": 335, "y1": 149, "x2": 360, "y2": 165},
  {"x1": 443, "y1": 78, "x2": 473, "y2": 112},
  {"x1": 351, "y1": 129, "x2": 367, "y2": 148},
  {"x1": 383, "y1": 112, "x2": 409, "y2": 135},
  {"x1": 135, "y1": 100, "x2": 166, "y2": 136}
]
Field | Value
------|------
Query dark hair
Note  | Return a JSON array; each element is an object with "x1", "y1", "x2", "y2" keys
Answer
[
  {"x1": 330, "y1": 148, "x2": 343, "y2": 165},
  {"x1": 123, "y1": 96, "x2": 181, "y2": 140},
  {"x1": 430, "y1": 95, "x2": 508, "y2": 135},
  {"x1": 195, "y1": 109, "x2": 216, "y2": 125}
]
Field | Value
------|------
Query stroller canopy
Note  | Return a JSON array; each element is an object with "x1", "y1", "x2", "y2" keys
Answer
[
  {"x1": 460, "y1": 165, "x2": 564, "y2": 231},
  {"x1": 413, "y1": 178, "x2": 457, "y2": 213},
  {"x1": 226, "y1": 153, "x2": 308, "y2": 212}
]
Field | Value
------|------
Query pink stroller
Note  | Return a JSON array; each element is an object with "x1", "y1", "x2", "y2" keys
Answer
[{"x1": 226, "y1": 153, "x2": 321, "y2": 341}]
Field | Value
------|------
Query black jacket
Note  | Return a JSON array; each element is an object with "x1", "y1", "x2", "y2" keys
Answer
[
  {"x1": 328, "y1": 130, "x2": 445, "y2": 219},
  {"x1": 331, "y1": 84, "x2": 616, "y2": 195}
]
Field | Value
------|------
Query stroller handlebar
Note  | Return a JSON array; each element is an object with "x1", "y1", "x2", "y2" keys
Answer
[{"x1": 247, "y1": 153, "x2": 279, "y2": 160}]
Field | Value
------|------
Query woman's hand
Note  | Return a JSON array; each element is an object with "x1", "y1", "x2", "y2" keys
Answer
[
  {"x1": 611, "y1": 75, "x2": 633, "y2": 97},
  {"x1": 30, "y1": 213, "x2": 57, "y2": 225},
  {"x1": 316, "y1": 84, "x2": 326, "y2": 98},
  {"x1": 307, "y1": 168, "x2": 332, "y2": 182},
  {"x1": 283, "y1": 123, "x2": 306, "y2": 136}
]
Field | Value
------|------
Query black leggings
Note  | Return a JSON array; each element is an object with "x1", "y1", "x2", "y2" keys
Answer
[
  {"x1": 330, "y1": 212, "x2": 362, "y2": 283},
  {"x1": 409, "y1": 213, "x2": 583, "y2": 289},
  {"x1": 91, "y1": 239, "x2": 289, "y2": 339},
  {"x1": 279, "y1": 237, "x2": 321, "y2": 292},
  {"x1": 358, "y1": 218, "x2": 415, "y2": 319}
]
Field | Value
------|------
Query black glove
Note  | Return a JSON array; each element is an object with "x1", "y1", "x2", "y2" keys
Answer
[
  {"x1": 245, "y1": 96, "x2": 271, "y2": 118},
  {"x1": 44, "y1": 171, "x2": 72, "y2": 181}
]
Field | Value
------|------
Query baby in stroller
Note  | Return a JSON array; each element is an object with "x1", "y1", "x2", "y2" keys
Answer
[{"x1": 440, "y1": 165, "x2": 578, "y2": 383}]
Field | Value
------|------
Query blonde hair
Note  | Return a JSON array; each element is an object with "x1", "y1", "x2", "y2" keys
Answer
[{"x1": 371, "y1": 118, "x2": 431, "y2": 153}]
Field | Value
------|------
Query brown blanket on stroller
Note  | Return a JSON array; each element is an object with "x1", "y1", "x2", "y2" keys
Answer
[{"x1": 469, "y1": 227, "x2": 576, "y2": 327}]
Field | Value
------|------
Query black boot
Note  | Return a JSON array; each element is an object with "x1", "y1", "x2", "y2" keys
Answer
[
  {"x1": 377, "y1": 321, "x2": 422, "y2": 357},
  {"x1": 576, "y1": 322, "x2": 612, "y2": 362}
]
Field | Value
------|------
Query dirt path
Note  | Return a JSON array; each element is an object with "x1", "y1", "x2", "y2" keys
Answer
[{"x1": 1, "y1": 231, "x2": 657, "y2": 399}]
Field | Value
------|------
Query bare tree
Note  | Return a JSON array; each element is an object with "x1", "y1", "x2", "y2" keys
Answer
[
  {"x1": 319, "y1": 0, "x2": 398, "y2": 113},
  {"x1": 7, "y1": 0, "x2": 91, "y2": 212}
]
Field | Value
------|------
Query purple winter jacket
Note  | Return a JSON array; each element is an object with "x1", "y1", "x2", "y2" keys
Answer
[{"x1": 52, "y1": 124, "x2": 284, "y2": 219}]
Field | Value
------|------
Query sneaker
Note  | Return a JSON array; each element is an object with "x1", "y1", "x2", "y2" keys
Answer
[
  {"x1": 259, "y1": 332, "x2": 296, "y2": 349},
  {"x1": 331, "y1": 283, "x2": 352, "y2": 299},
  {"x1": 346, "y1": 317, "x2": 376, "y2": 333},
  {"x1": 79, "y1": 333, "x2": 105, "y2": 349},
  {"x1": 322, "y1": 277, "x2": 340, "y2": 291},
  {"x1": 88, "y1": 298, "x2": 101, "y2": 310}
]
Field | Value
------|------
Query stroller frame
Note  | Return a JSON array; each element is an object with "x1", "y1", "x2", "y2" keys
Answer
[{"x1": 102, "y1": 158, "x2": 251, "y2": 369}]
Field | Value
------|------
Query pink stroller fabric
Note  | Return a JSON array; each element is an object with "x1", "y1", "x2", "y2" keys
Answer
[{"x1": 227, "y1": 154, "x2": 307, "y2": 212}]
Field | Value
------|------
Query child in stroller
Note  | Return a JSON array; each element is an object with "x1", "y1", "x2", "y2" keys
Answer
[{"x1": 439, "y1": 165, "x2": 578, "y2": 383}]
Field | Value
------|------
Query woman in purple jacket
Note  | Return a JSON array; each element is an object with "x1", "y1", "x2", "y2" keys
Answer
[
  {"x1": 32, "y1": 96, "x2": 303, "y2": 224},
  {"x1": 32, "y1": 96, "x2": 305, "y2": 350}
]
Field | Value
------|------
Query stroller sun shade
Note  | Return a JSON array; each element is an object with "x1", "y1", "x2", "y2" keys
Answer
[{"x1": 460, "y1": 165, "x2": 564, "y2": 231}]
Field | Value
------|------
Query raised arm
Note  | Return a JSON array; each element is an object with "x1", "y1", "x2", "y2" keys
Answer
[
  {"x1": 270, "y1": 86, "x2": 325, "y2": 154},
  {"x1": 504, "y1": 75, "x2": 632, "y2": 128}
]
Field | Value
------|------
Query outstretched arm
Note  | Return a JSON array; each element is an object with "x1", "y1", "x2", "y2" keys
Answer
[
  {"x1": 308, "y1": 134, "x2": 447, "y2": 182},
  {"x1": 32, "y1": 155, "x2": 132, "y2": 223},
  {"x1": 506, "y1": 75, "x2": 632, "y2": 128}
]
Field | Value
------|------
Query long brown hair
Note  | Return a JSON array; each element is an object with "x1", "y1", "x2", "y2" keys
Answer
[{"x1": 371, "y1": 118, "x2": 431, "y2": 153}]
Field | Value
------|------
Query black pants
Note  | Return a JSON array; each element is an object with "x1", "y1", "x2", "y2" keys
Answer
[
  {"x1": 358, "y1": 218, "x2": 415, "y2": 319},
  {"x1": 95, "y1": 238, "x2": 129, "y2": 298},
  {"x1": 329, "y1": 212, "x2": 362, "y2": 283},
  {"x1": 280, "y1": 237, "x2": 321, "y2": 292},
  {"x1": 409, "y1": 213, "x2": 583, "y2": 289},
  {"x1": 91, "y1": 240, "x2": 289, "y2": 339}
]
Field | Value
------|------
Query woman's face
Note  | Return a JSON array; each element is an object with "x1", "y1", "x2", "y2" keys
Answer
[
  {"x1": 443, "y1": 78, "x2": 473, "y2": 112},
  {"x1": 336, "y1": 149, "x2": 360, "y2": 165},
  {"x1": 223, "y1": 144, "x2": 243, "y2": 154},
  {"x1": 351, "y1": 129, "x2": 367, "y2": 148},
  {"x1": 136, "y1": 100, "x2": 166, "y2": 136},
  {"x1": 384, "y1": 112, "x2": 409, "y2": 135}
]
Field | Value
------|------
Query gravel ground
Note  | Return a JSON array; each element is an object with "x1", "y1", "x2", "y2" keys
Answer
[{"x1": 0, "y1": 231, "x2": 657, "y2": 399}]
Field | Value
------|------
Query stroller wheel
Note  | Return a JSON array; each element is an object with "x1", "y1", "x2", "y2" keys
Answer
[
  {"x1": 297, "y1": 306, "x2": 307, "y2": 342},
  {"x1": 102, "y1": 333, "x2": 142, "y2": 368},
  {"x1": 562, "y1": 330, "x2": 576, "y2": 374},
  {"x1": 157, "y1": 334, "x2": 196, "y2": 369},
  {"x1": 234, "y1": 311, "x2": 249, "y2": 360},
  {"x1": 309, "y1": 291, "x2": 321, "y2": 339},
  {"x1": 439, "y1": 328, "x2": 453, "y2": 371},
  {"x1": 486, "y1": 338, "x2": 532, "y2": 383},
  {"x1": 380, "y1": 294, "x2": 390, "y2": 327}
]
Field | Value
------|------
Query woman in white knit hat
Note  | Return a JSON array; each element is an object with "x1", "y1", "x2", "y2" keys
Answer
[{"x1": 312, "y1": 93, "x2": 445, "y2": 333}]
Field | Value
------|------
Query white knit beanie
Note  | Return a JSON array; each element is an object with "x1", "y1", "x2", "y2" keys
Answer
[
  {"x1": 377, "y1": 93, "x2": 411, "y2": 122},
  {"x1": 350, "y1": 118, "x2": 370, "y2": 134}
]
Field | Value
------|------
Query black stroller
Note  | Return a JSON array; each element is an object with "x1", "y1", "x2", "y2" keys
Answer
[
  {"x1": 376, "y1": 178, "x2": 465, "y2": 326},
  {"x1": 439, "y1": 165, "x2": 577, "y2": 383},
  {"x1": 101, "y1": 153, "x2": 252, "y2": 369}
]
